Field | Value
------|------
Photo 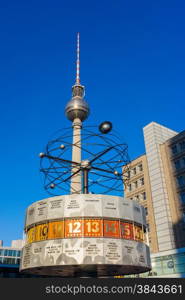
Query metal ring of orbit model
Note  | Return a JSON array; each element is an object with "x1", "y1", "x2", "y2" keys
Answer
[{"x1": 39, "y1": 125, "x2": 130, "y2": 196}]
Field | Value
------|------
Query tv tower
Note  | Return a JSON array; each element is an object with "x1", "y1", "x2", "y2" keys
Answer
[{"x1": 65, "y1": 33, "x2": 89, "y2": 194}]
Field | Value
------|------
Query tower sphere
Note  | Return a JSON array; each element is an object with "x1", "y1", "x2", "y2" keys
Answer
[
  {"x1": 65, "y1": 85, "x2": 90, "y2": 122},
  {"x1": 65, "y1": 33, "x2": 89, "y2": 123}
]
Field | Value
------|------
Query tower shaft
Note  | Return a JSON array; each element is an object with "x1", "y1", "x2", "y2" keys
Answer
[{"x1": 71, "y1": 118, "x2": 82, "y2": 193}]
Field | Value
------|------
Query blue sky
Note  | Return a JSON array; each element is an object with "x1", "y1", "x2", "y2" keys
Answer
[{"x1": 0, "y1": 0, "x2": 185, "y2": 246}]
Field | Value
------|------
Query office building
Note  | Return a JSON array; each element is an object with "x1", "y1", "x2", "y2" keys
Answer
[{"x1": 124, "y1": 122, "x2": 185, "y2": 277}]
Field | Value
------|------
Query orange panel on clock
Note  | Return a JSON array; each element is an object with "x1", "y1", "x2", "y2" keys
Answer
[
  {"x1": 65, "y1": 219, "x2": 83, "y2": 238},
  {"x1": 103, "y1": 220, "x2": 120, "y2": 238},
  {"x1": 84, "y1": 219, "x2": 103, "y2": 237},
  {"x1": 48, "y1": 221, "x2": 64, "y2": 239},
  {"x1": 120, "y1": 222, "x2": 134, "y2": 240},
  {"x1": 134, "y1": 225, "x2": 144, "y2": 241}
]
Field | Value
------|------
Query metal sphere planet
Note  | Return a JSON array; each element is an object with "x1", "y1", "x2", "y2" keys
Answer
[{"x1": 99, "y1": 121, "x2": 113, "y2": 134}]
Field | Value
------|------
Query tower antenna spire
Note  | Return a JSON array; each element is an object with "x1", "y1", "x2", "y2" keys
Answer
[{"x1": 76, "y1": 32, "x2": 80, "y2": 84}]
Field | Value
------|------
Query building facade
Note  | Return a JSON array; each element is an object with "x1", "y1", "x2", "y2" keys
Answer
[
  {"x1": 125, "y1": 122, "x2": 185, "y2": 277},
  {"x1": 0, "y1": 240, "x2": 23, "y2": 278},
  {"x1": 124, "y1": 154, "x2": 158, "y2": 254},
  {"x1": 160, "y1": 130, "x2": 185, "y2": 249}
]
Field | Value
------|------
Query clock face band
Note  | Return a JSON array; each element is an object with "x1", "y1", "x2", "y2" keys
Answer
[{"x1": 26, "y1": 218, "x2": 145, "y2": 243}]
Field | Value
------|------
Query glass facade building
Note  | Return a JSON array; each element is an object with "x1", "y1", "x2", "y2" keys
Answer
[
  {"x1": 0, "y1": 240, "x2": 25, "y2": 278},
  {"x1": 0, "y1": 249, "x2": 21, "y2": 263},
  {"x1": 0, "y1": 246, "x2": 22, "y2": 278},
  {"x1": 126, "y1": 248, "x2": 185, "y2": 278},
  {"x1": 147, "y1": 251, "x2": 185, "y2": 277}
]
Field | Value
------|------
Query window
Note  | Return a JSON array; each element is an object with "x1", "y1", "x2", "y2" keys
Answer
[
  {"x1": 152, "y1": 257, "x2": 163, "y2": 276},
  {"x1": 142, "y1": 192, "x2": 146, "y2": 200},
  {"x1": 130, "y1": 197, "x2": 133, "y2": 201},
  {"x1": 138, "y1": 164, "x2": 143, "y2": 172},
  {"x1": 133, "y1": 167, "x2": 136, "y2": 175},
  {"x1": 136, "y1": 195, "x2": 139, "y2": 201},
  {"x1": 177, "y1": 176, "x2": 185, "y2": 187},
  {"x1": 145, "y1": 207, "x2": 148, "y2": 216},
  {"x1": 180, "y1": 192, "x2": 185, "y2": 204},
  {"x1": 124, "y1": 170, "x2": 130, "y2": 178},
  {"x1": 8, "y1": 258, "x2": 14, "y2": 264},
  {"x1": 140, "y1": 178, "x2": 144, "y2": 186},
  {"x1": 3, "y1": 257, "x2": 9, "y2": 264},
  {"x1": 7, "y1": 250, "x2": 13, "y2": 257},
  {"x1": 146, "y1": 223, "x2": 150, "y2": 232},
  {"x1": 16, "y1": 258, "x2": 20, "y2": 264},
  {"x1": 182, "y1": 213, "x2": 185, "y2": 223},
  {"x1": 134, "y1": 181, "x2": 138, "y2": 189},
  {"x1": 180, "y1": 141, "x2": 185, "y2": 151},
  {"x1": 174, "y1": 160, "x2": 181, "y2": 170},
  {"x1": 162, "y1": 257, "x2": 175, "y2": 275},
  {"x1": 171, "y1": 145, "x2": 177, "y2": 155},
  {"x1": 0, "y1": 257, "x2": 3, "y2": 264},
  {"x1": 183, "y1": 157, "x2": 185, "y2": 166},
  {"x1": 129, "y1": 184, "x2": 132, "y2": 191}
]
